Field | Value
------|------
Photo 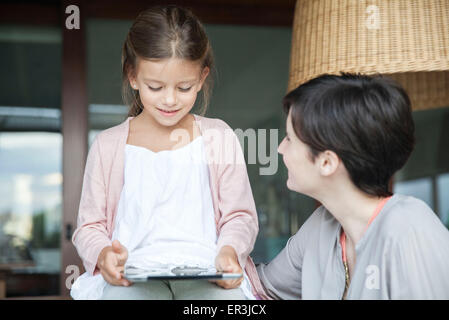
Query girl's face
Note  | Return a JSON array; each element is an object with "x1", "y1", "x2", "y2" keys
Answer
[
  {"x1": 278, "y1": 110, "x2": 321, "y2": 195},
  {"x1": 130, "y1": 57, "x2": 209, "y2": 127}
]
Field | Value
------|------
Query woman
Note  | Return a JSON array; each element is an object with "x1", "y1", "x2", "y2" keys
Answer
[{"x1": 255, "y1": 73, "x2": 449, "y2": 299}]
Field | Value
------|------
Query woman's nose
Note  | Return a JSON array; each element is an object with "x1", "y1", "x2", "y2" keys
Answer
[{"x1": 278, "y1": 138, "x2": 285, "y2": 155}]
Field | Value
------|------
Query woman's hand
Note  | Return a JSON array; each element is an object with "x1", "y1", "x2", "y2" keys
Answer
[
  {"x1": 212, "y1": 245, "x2": 243, "y2": 289},
  {"x1": 97, "y1": 240, "x2": 132, "y2": 286}
]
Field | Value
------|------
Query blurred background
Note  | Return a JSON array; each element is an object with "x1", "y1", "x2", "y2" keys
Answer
[{"x1": 0, "y1": 0, "x2": 448, "y2": 299}]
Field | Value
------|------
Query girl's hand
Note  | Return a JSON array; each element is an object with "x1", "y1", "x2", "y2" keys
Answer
[
  {"x1": 212, "y1": 245, "x2": 243, "y2": 289},
  {"x1": 97, "y1": 240, "x2": 132, "y2": 286}
]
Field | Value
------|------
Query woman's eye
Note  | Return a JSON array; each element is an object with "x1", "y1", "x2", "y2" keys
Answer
[
  {"x1": 178, "y1": 87, "x2": 192, "y2": 92},
  {"x1": 148, "y1": 86, "x2": 162, "y2": 91}
]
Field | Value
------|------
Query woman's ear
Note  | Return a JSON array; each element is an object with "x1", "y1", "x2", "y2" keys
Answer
[{"x1": 318, "y1": 150, "x2": 340, "y2": 177}]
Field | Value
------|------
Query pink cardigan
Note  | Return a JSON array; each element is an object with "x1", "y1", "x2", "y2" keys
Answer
[{"x1": 72, "y1": 114, "x2": 269, "y2": 299}]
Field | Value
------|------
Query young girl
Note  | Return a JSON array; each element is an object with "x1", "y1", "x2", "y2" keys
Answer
[{"x1": 70, "y1": 5, "x2": 268, "y2": 300}]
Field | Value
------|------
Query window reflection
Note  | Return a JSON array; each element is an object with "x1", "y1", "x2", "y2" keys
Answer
[
  {"x1": 0, "y1": 132, "x2": 62, "y2": 273},
  {"x1": 393, "y1": 106, "x2": 449, "y2": 227},
  {"x1": 393, "y1": 178, "x2": 433, "y2": 209},
  {"x1": 437, "y1": 173, "x2": 449, "y2": 227},
  {"x1": 0, "y1": 24, "x2": 62, "y2": 297}
]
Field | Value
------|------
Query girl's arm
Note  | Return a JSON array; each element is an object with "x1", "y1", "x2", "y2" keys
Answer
[
  {"x1": 71, "y1": 135, "x2": 112, "y2": 276},
  {"x1": 215, "y1": 127, "x2": 259, "y2": 270}
]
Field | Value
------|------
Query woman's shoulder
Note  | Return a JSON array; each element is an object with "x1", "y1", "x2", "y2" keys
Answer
[
  {"x1": 377, "y1": 194, "x2": 449, "y2": 241},
  {"x1": 382, "y1": 194, "x2": 438, "y2": 225}
]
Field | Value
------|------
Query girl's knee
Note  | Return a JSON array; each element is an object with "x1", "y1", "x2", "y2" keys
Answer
[
  {"x1": 172, "y1": 280, "x2": 246, "y2": 300},
  {"x1": 101, "y1": 282, "x2": 173, "y2": 300}
]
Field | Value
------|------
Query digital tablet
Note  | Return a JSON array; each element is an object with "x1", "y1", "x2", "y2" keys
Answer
[{"x1": 124, "y1": 265, "x2": 243, "y2": 281}]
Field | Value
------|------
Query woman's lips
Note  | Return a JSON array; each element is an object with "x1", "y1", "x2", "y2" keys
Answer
[{"x1": 156, "y1": 107, "x2": 180, "y2": 117}]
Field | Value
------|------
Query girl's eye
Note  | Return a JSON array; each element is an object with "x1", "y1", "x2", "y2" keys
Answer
[
  {"x1": 178, "y1": 87, "x2": 192, "y2": 92},
  {"x1": 285, "y1": 135, "x2": 290, "y2": 142},
  {"x1": 148, "y1": 86, "x2": 162, "y2": 91}
]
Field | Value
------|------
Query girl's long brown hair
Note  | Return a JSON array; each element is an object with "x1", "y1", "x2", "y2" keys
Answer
[{"x1": 121, "y1": 5, "x2": 214, "y2": 117}]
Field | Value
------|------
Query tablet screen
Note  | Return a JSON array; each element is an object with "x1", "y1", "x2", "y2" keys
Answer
[{"x1": 124, "y1": 265, "x2": 242, "y2": 281}]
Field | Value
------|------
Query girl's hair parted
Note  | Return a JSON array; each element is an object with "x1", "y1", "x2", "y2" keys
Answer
[{"x1": 121, "y1": 5, "x2": 215, "y2": 117}]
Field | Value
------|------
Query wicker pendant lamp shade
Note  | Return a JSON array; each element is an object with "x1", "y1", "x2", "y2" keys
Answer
[{"x1": 288, "y1": 0, "x2": 449, "y2": 110}]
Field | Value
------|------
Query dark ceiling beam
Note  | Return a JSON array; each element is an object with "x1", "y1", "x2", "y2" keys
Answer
[
  {"x1": 0, "y1": 3, "x2": 61, "y2": 26},
  {"x1": 0, "y1": 0, "x2": 295, "y2": 27},
  {"x1": 85, "y1": 0, "x2": 295, "y2": 26}
]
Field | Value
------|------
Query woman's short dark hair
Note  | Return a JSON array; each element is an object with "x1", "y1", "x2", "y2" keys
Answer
[{"x1": 283, "y1": 73, "x2": 415, "y2": 197}]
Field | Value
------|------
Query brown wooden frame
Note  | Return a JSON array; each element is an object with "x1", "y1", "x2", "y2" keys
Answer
[{"x1": 60, "y1": 0, "x2": 88, "y2": 297}]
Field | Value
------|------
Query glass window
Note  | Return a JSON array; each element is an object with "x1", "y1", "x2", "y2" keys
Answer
[
  {"x1": 437, "y1": 173, "x2": 449, "y2": 227},
  {"x1": 0, "y1": 132, "x2": 62, "y2": 268},
  {"x1": 393, "y1": 178, "x2": 433, "y2": 209},
  {"x1": 394, "y1": 106, "x2": 449, "y2": 227},
  {"x1": 0, "y1": 25, "x2": 62, "y2": 297}
]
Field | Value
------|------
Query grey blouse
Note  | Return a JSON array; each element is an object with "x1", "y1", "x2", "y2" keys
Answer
[{"x1": 257, "y1": 194, "x2": 449, "y2": 299}]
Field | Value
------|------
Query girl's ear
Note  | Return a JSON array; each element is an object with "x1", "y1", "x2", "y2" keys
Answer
[
  {"x1": 128, "y1": 74, "x2": 136, "y2": 88},
  {"x1": 126, "y1": 65, "x2": 137, "y2": 88},
  {"x1": 197, "y1": 66, "x2": 210, "y2": 92}
]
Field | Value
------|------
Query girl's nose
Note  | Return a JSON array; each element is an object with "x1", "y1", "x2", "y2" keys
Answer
[{"x1": 163, "y1": 88, "x2": 177, "y2": 106}]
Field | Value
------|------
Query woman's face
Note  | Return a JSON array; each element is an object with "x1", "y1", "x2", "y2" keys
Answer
[
  {"x1": 130, "y1": 57, "x2": 209, "y2": 127},
  {"x1": 278, "y1": 110, "x2": 321, "y2": 195}
]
